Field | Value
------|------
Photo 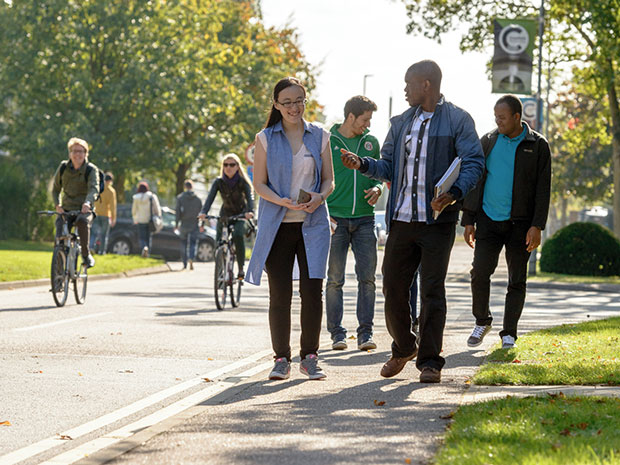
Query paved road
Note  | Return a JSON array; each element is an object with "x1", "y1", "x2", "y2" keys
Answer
[{"x1": 1, "y1": 241, "x2": 618, "y2": 464}]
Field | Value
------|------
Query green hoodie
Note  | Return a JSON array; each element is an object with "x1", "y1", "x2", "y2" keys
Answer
[{"x1": 328, "y1": 123, "x2": 381, "y2": 218}]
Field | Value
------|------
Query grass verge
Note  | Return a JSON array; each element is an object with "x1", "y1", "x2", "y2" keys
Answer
[
  {"x1": 1, "y1": 240, "x2": 164, "y2": 282},
  {"x1": 473, "y1": 317, "x2": 620, "y2": 385},
  {"x1": 530, "y1": 271, "x2": 620, "y2": 285},
  {"x1": 435, "y1": 395, "x2": 620, "y2": 465}
]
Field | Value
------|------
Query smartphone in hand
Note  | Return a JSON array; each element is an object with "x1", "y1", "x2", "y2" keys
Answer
[{"x1": 297, "y1": 188, "x2": 312, "y2": 204}]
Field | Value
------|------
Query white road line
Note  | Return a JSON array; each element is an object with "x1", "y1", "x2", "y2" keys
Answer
[
  {"x1": 12, "y1": 313, "x2": 113, "y2": 332},
  {"x1": 40, "y1": 361, "x2": 274, "y2": 465},
  {"x1": 0, "y1": 349, "x2": 272, "y2": 465}
]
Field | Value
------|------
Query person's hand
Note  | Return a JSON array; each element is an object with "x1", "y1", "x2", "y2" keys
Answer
[
  {"x1": 526, "y1": 226, "x2": 542, "y2": 252},
  {"x1": 464, "y1": 225, "x2": 476, "y2": 249},
  {"x1": 81, "y1": 202, "x2": 91, "y2": 214},
  {"x1": 55, "y1": 205, "x2": 64, "y2": 214},
  {"x1": 364, "y1": 186, "x2": 381, "y2": 206},
  {"x1": 110, "y1": 219, "x2": 116, "y2": 228},
  {"x1": 198, "y1": 213, "x2": 207, "y2": 221},
  {"x1": 430, "y1": 192, "x2": 455, "y2": 213},
  {"x1": 281, "y1": 197, "x2": 305, "y2": 210},
  {"x1": 245, "y1": 212, "x2": 254, "y2": 220},
  {"x1": 340, "y1": 148, "x2": 361, "y2": 170},
  {"x1": 300, "y1": 192, "x2": 323, "y2": 214}
]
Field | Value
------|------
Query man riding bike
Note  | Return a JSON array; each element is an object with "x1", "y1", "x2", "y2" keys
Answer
[{"x1": 51, "y1": 137, "x2": 99, "y2": 268}]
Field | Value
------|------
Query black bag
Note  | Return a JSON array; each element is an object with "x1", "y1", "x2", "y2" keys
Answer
[{"x1": 60, "y1": 161, "x2": 105, "y2": 200}]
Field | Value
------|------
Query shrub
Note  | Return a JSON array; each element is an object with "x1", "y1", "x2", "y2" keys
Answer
[{"x1": 540, "y1": 222, "x2": 620, "y2": 276}]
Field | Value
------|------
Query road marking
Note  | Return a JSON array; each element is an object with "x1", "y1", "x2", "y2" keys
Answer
[
  {"x1": 12, "y1": 312, "x2": 113, "y2": 332},
  {"x1": 0, "y1": 349, "x2": 272, "y2": 465},
  {"x1": 40, "y1": 361, "x2": 273, "y2": 465}
]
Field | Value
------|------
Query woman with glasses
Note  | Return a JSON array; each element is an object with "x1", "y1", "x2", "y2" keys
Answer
[
  {"x1": 199, "y1": 154, "x2": 254, "y2": 278},
  {"x1": 245, "y1": 77, "x2": 334, "y2": 381}
]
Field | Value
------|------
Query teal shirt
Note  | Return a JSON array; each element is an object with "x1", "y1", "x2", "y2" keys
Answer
[{"x1": 482, "y1": 125, "x2": 526, "y2": 221}]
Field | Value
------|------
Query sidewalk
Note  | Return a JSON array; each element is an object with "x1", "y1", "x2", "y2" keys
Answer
[{"x1": 91, "y1": 242, "x2": 619, "y2": 465}]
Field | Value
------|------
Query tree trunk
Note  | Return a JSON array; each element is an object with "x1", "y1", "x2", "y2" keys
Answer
[
  {"x1": 606, "y1": 61, "x2": 620, "y2": 238},
  {"x1": 175, "y1": 162, "x2": 190, "y2": 195}
]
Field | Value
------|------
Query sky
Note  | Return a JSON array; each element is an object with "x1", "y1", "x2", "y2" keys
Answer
[{"x1": 261, "y1": 0, "x2": 499, "y2": 143}]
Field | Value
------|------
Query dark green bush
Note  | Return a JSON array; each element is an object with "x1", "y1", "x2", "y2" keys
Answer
[{"x1": 540, "y1": 222, "x2": 620, "y2": 276}]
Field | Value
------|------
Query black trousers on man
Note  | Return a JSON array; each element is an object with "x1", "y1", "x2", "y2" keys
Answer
[
  {"x1": 55, "y1": 212, "x2": 94, "y2": 259},
  {"x1": 382, "y1": 220, "x2": 456, "y2": 371},
  {"x1": 470, "y1": 211, "x2": 531, "y2": 339}
]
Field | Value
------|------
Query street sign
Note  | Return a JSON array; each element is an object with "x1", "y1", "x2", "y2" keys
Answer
[{"x1": 492, "y1": 18, "x2": 537, "y2": 94}]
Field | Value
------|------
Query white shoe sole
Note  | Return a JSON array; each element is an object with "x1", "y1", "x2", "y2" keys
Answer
[{"x1": 332, "y1": 341, "x2": 347, "y2": 350}]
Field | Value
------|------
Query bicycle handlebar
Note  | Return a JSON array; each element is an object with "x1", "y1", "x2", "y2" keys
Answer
[{"x1": 37, "y1": 210, "x2": 82, "y2": 217}]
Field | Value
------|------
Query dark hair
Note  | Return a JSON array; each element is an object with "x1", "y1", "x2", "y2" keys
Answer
[
  {"x1": 137, "y1": 181, "x2": 149, "y2": 193},
  {"x1": 495, "y1": 94, "x2": 523, "y2": 118},
  {"x1": 407, "y1": 60, "x2": 442, "y2": 88},
  {"x1": 104, "y1": 171, "x2": 114, "y2": 182},
  {"x1": 184, "y1": 179, "x2": 193, "y2": 189},
  {"x1": 264, "y1": 77, "x2": 306, "y2": 128},
  {"x1": 343, "y1": 95, "x2": 377, "y2": 119}
]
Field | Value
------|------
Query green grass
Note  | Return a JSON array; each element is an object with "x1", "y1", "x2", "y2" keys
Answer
[
  {"x1": 435, "y1": 395, "x2": 620, "y2": 465},
  {"x1": 473, "y1": 317, "x2": 620, "y2": 385},
  {"x1": 0, "y1": 240, "x2": 164, "y2": 282},
  {"x1": 530, "y1": 271, "x2": 620, "y2": 285}
]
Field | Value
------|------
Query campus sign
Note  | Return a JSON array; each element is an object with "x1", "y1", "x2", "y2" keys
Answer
[{"x1": 492, "y1": 18, "x2": 537, "y2": 94}]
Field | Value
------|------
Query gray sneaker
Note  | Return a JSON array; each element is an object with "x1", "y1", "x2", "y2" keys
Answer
[
  {"x1": 502, "y1": 335, "x2": 516, "y2": 349},
  {"x1": 467, "y1": 324, "x2": 492, "y2": 347},
  {"x1": 299, "y1": 354, "x2": 326, "y2": 380},
  {"x1": 268, "y1": 357, "x2": 290, "y2": 380},
  {"x1": 358, "y1": 335, "x2": 377, "y2": 351},
  {"x1": 332, "y1": 336, "x2": 347, "y2": 350}
]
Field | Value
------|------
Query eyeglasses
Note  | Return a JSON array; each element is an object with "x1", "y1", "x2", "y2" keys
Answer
[
  {"x1": 223, "y1": 163, "x2": 237, "y2": 167},
  {"x1": 70, "y1": 148, "x2": 86, "y2": 154},
  {"x1": 277, "y1": 98, "x2": 307, "y2": 109}
]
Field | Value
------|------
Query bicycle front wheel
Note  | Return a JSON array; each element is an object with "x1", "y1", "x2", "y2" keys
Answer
[
  {"x1": 229, "y1": 251, "x2": 242, "y2": 308},
  {"x1": 51, "y1": 247, "x2": 69, "y2": 307},
  {"x1": 214, "y1": 247, "x2": 227, "y2": 310},
  {"x1": 73, "y1": 257, "x2": 88, "y2": 304}
]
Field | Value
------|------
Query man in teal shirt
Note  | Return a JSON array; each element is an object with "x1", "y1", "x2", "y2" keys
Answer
[
  {"x1": 326, "y1": 96, "x2": 382, "y2": 351},
  {"x1": 462, "y1": 95, "x2": 551, "y2": 349}
]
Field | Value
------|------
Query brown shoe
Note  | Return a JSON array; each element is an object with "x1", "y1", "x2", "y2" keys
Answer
[
  {"x1": 419, "y1": 366, "x2": 441, "y2": 383},
  {"x1": 380, "y1": 350, "x2": 417, "y2": 378}
]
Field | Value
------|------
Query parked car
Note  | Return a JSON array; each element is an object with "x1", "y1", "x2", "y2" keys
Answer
[{"x1": 107, "y1": 204, "x2": 216, "y2": 261}]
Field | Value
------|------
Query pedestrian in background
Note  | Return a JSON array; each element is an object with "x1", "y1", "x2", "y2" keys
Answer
[
  {"x1": 132, "y1": 181, "x2": 161, "y2": 258},
  {"x1": 326, "y1": 95, "x2": 383, "y2": 352},
  {"x1": 462, "y1": 94, "x2": 551, "y2": 349},
  {"x1": 175, "y1": 180, "x2": 203, "y2": 270},
  {"x1": 198, "y1": 154, "x2": 254, "y2": 278},
  {"x1": 246, "y1": 76, "x2": 334, "y2": 381},
  {"x1": 91, "y1": 172, "x2": 117, "y2": 255},
  {"x1": 341, "y1": 60, "x2": 484, "y2": 383}
]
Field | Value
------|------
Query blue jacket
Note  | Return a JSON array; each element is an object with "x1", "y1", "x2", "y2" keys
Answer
[
  {"x1": 360, "y1": 98, "x2": 484, "y2": 231},
  {"x1": 245, "y1": 120, "x2": 331, "y2": 286}
]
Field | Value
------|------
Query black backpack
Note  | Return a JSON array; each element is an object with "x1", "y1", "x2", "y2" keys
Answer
[{"x1": 59, "y1": 161, "x2": 105, "y2": 200}]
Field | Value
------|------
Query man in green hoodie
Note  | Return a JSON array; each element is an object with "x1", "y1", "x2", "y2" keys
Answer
[{"x1": 326, "y1": 95, "x2": 383, "y2": 351}]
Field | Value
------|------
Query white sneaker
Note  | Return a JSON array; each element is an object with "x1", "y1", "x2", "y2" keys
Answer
[{"x1": 502, "y1": 335, "x2": 516, "y2": 349}]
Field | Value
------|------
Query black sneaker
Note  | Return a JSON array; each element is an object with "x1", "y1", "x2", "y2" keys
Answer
[
  {"x1": 467, "y1": 324, "x2": 492, "y2": 347},
  {"x1": 358, "y1": 335, "x2": 377, "y2": 351},
  {"x1": 331, "y1": 336, "x2": 347, "y2": 350}
]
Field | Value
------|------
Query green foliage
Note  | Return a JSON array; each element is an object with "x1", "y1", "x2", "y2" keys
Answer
[
  {"x1": 540, "y1": 223, "x2": 620, "y2": 276},
  {"x1": 435, "y1": 396, "x2": 620, "y2": 465}
]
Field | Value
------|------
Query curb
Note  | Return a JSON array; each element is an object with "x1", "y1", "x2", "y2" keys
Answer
[
  {"x1": 0, "y1": 263, "x2": 172, "y2": 291},
  {"x1": 461, "y1": 384, "x2": 620, "y2": 404}
]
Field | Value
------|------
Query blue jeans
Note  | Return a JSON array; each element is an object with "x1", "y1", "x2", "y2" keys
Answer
[
  {"x1": 180, "y1": 227, "x2": 199, "y2": 266},
  {"x1": 137, "y1": 223, "x2": 151, "y2": 252},
  {"x1": 326, "y1": 216, "x2": 377, "y2": 340},
  {"x1": 90, "y1": 215, "x2": 110, "y2": 254}
]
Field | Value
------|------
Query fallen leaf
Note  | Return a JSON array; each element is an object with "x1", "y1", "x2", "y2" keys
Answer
[
  {"x1": 58, "y1": 434, "x2": 73, "y2": 440},
  {"x1": 78, "y1": 372, "x2": 83, "y2": 376},
  {"x1": 348, "y1": 335, "x2": 356, "y2": 340},
  {"x1": 577, "y1": 422, "x2": 588, "y2": 430},
  {"x1": 374, "y1": 400, "x2": 386, "y2": 406},
  {"x1": 0, "y1": 421, "x2": 11, "y2": 426},
  {"x1": 175, "y1": 378, "x2": 182, "y2": 381},
  {"x1": 202, "y1": 378, "x2": 213, "y2": 383},
  {"x1": 440, "y1": 411, "x2": 455, "y2": 419},
  {"x1": 405, "y1": 459, "x2": 412, "y2": 464},
  {"x1": 559, "y1": 428, "x2": 572, "y2": 436},
  {"x1": 540, "y1": 418, "x2": 553, "y2": 425},
  {"x1": 512, "y1": 359, "x2": 522, "y2": 364},
  {"x1": 207, "y1": 358, "x2": 213, "y2": 361},
  {"x1": 118, "y1": 370, "x2": 134, "y2": 374}
]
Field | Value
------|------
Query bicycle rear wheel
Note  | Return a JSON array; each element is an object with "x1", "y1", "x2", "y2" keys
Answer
[
  {"x1": 73, "y1": 257, "x2": 88, "y2": 304},
  {"x1": 214, "y1": 247, "x2": 227, "y2": 310},
  {"x1": 229, "y1": 251, "x2": 242, "y2": 308},
  {"x1": 51, "y1": 247, "x2": 69, "y2": 307}
]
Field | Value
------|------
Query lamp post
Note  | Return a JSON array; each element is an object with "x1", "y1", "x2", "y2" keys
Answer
[{"x1": 363, "y1": 74, "x2": 373, "y2": 95}]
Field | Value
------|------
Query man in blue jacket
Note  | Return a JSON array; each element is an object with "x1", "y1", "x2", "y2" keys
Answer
[{"x1": 341, "y1": 60, "x2": 484, "y2": 383}]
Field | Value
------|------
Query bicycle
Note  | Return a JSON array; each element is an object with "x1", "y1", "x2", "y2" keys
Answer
[
  {"x1": 38, "y1": 210, "x2": 89, "y2": 307},
  {"x1": 206, "y1": 214, "x2": 255, "y2": 310}
]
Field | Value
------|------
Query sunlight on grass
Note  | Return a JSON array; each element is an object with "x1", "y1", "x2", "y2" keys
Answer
[
  {"x1": 435, "y1": 396, "x2": 620, "y2": 465},
  {"x1": 474, "y1": 317, "x2": 620, "y2": 385}
]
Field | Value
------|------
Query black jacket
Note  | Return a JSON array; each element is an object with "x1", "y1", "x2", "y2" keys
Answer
[
  {"x1": 200, "y1": 176, "x2": 254, "y2": 219},
  {"x1": 175, "y1": 190, "x2": 203, "y2": 232},
  {"x1": 461, "y1": 123, "x2": 551, "y2": 230}
]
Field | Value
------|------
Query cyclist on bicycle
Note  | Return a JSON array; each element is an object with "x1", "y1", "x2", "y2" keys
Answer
[
  {"x1": 199, "y1": 154, "x2": 254, "y2": 278},
  {"x1": 51, "y1": 137, "x2": 99, "y2": 268}
]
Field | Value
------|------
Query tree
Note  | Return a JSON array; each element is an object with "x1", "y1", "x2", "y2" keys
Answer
[{"x1": 402, "y1": 0, "x2": 620, "y2": 237}]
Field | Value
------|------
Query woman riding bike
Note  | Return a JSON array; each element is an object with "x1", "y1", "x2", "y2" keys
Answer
[{"x1": 199, "y1": 154, "x2": 254, "y2": 278}]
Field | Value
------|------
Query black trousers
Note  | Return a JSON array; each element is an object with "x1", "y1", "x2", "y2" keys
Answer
[
  {"x1": 56, "y1": 212, "x2": 94, "y2": 258},
  {"x1": 264, "y1": 222, "x2": 323, "y2": 361},
  {"x1": 471, "y1": 211, "x2": 531, "y2": 339},
  {"x1": 382, "y1": 220, "x2": 456, "y2": 371}
]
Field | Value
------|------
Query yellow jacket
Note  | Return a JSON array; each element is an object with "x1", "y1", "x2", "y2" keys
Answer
[{"x1": 94, "y1": 184, "x2": 117, "y2": 222}]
